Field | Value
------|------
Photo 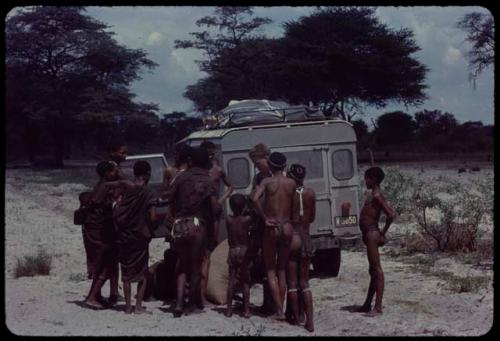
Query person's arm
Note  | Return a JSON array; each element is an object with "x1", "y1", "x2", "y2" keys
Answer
[
  {"x1": 162, "y1": 167, "x2": 174, "y2": 195},
  {"x1": 251, "y1": 178, "x2": 276, "y2": 226},
  {"x1": 102, "y1": 180, "x2": 135, "y2": 190},
  {"x1": 374, "y1": 192, "x2": 396, "y2": 240},
  {"x1": 218, "y1": 171, "x2": 235, "y2": 205},
  {"x1": 208, "y1": 195, "x2": 219, "y2": 249}
]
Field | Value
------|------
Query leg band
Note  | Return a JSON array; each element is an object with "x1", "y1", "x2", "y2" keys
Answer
[
  {"x1": 288, "y1": 288, "x2": 298, "y2": 293},
  {"x1": 301, "y1": 288, "x2": 311, "y2": 293}
]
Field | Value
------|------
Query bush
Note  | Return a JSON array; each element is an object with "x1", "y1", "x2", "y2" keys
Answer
[
  {"x1": 437, "y1": 273, "x2": 489, "y2": 293},
  {"x1": 409, "y1": 176, "x2": 490, "y2": 253},
  {"x1": 14, "y1": 249, "x2": 53, "y2": 278}
]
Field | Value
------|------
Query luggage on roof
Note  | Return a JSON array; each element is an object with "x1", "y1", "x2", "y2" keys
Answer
[{"x1": 214, "y1": 99, "x2": 325, "y2": 128}]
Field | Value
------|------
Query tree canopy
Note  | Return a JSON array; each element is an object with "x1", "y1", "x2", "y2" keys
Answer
[
  {"x1": 457, "y1": 11, "x2": 494, "y2": 85},
  {"x1": 179, "y1": 7, "x2": 428, "y2": 121},
  {"x1": 6, "y1": 6, "x2": 158, "y2": 166},
  {"x1": 374, "y1": 111, "x2": 416, "y2": 146}
]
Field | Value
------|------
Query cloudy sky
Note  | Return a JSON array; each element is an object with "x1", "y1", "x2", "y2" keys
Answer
[{"x1": 85, "y1": 6, "x2": 494, "y2": 125}]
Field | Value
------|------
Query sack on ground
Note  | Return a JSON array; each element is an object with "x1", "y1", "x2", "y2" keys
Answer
[{"x1": 206, "y1": 239, "x2": 229, "y2": 305}]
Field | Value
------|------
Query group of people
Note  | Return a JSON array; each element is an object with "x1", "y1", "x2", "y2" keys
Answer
[{"x1": 77, "y1": 139, "x2": 395, "y2": 333}]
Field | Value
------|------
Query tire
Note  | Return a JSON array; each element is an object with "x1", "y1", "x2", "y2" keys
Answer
[{"x1": 312, "y1": 248, "x2": 341, "y2": 277}]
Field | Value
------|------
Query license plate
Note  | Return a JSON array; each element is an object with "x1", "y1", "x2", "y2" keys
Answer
[{"x1": 334, "y1": 215, "x2": 358, "y2": 227}]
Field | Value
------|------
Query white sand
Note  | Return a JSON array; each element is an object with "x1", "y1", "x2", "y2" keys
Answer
[{"x1": 4, "y1": 168, "x2": 493, "y2": 336}]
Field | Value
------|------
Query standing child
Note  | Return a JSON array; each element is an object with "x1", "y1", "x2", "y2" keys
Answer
[
  {"x1": 113, "y1": 161, "x2": 157, "y2": 314},
  {"x1": 225, "y1": 194, "x2": 252, "y2": 318},
  {"x1": 355, "y1": 167, "x2": 396, "y2": 316}
]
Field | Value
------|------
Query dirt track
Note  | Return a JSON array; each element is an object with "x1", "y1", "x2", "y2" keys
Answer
[{"x1": 4, "y1": 168, "x2": 493, "y2": 336}]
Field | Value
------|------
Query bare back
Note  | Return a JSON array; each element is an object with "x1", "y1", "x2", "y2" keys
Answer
[
  {"x1": 226, "y1": 215, "x2": 251, "y2": 248},
  {"x1": 262, "y1": 175, "x2": 296, "y2": 222},
  {"x1": 208, "y1": 164, "x2": 224, "y2": 183},
  {"x1": 291, "y1": 187, "x2": 315, "y2": 232}
]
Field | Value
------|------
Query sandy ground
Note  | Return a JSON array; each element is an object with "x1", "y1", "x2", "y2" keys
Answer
[{"x1": 4, "y1": 166, "x2": 494, "y2": 336}]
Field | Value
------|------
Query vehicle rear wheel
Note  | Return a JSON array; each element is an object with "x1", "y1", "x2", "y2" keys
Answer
[{"x1": 312, "y1": 248, "x2": 341, "y2": 277}]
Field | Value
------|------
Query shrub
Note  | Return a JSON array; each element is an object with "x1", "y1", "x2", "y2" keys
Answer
[
  {"x1": 14, "y1": 249, "x2": 53, "y2": 278},
  {"x1": 232, "y1": 323, "x2": 266, "y2": 336},
  {"x1": 380, "y1": 166, "x2": 416, "y2": 219},
  {"x1": 69, "y1": 273, "x2": 87, "y2": 282},
  {"x1": 437, "y1": 273, "x2": 489, "y2": 293},
  {"x1": 409, "y1": 176, "x2": 489, "y2": 253}
]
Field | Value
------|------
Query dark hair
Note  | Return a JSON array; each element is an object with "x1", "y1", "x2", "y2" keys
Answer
[
  {"x1": 133, "y1": 161, "x2": 151, "y2": 177},
  {"x1": 268, "y1": 152, "x2": 287, "y2": 171},
  {"x1": 248, "y1": 143, "x2": 270, "y2": 162},
  {"x1": 190, "y1": 147, "x2": 210, "y2": 169},
  {"x1": 365, "y1": 167, "x2": 385, "y2": 185},
  {"x1": 106, "y1": 138, "x2": 126, "y2": 153},
  {"x1": 96, "y1": 161, "x2": 115, "y2": 178},
  {"x1": 288, "y1": 164, "x2": 306, "y2": 182},
  {"x1": 200, "y1": 140, "x2": 216, "y2": 150},
  {"x1": 175, "y1": 143, "x2": 192, "y2": 164},
  {"x1": 229, "y1": 193, "x2": 247, "y2": 215}
]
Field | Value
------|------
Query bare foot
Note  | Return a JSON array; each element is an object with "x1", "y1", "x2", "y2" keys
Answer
[
  {"x1": 304, "y1": 323, "x2": 314, "y2": 333},
  {"x1": 225, "y1": 309, "x2": 233, "y2": 317},
  {"x1": 353, "y1": 305, "x2": 371, "y2": 313},
  {"x1": 173, "y1": 308, "x2": 183, "y2": 318},
  {"x1": 271, "y1": 311, "x2": 285, "y2": 321},
  {"x1": 125, "y1": 306, "x2": 134, "y2": 314},
  {"x1": 84, "y1": 300, "x2": 106, "y2": 310},
  {"x1": 364, "y1": 308, "x2": 383, "y2": 317},
  {"x1": 286, "y1": 314, "x2": 298, "y2": 325},
  {"x1": 135, "y1": 306, "x2": 152, "y2": 315},
  {"x1": 243, "y1": 310, "x2": 251, "y2": 319}
]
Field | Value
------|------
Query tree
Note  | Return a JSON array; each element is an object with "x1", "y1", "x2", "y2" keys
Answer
[
  {"x1": 159, "y1": 112, "x2": 204, "y2": 152},
  {"x1": 414, "y1": 109, "x2": 458, "y2": 146},
  {"x1": 374, "y1": 111, "x2": 416, "y2": 146},
  {"x1": 175, "y1": 6, "x2": 273, "y2": 113},
  {"x1": 351, "y1": 119, "x2": 372, "y2": 150},
  {"x1": 6, "y1": 6, "x2": 157, "y2": 167},
  {"x1": 276, "y1": 7, "x2": 428, "y2": 121},
  {"x1": 457, "y1": 12, "x2": 494, "y2": 85}
]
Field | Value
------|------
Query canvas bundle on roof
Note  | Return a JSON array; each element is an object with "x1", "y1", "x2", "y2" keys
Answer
[{"x1": 212, "y1": 99, "x2": 325, "y2": 128}]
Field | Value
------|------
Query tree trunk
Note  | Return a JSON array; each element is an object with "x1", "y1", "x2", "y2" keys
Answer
[
  {"x1": 25, "y1": 122, "x2": 37, "y2": 164},
  {"x1": 54, "y1": 137, "x2": 65, "y2": 168},
  {"x1": 53, "y1": 119, "x2": 65, "y2": 168}
]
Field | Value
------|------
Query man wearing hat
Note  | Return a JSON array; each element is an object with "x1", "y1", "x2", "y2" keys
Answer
[{"x1": 252, "y1": 151, "x2": 296, "y2": 320}]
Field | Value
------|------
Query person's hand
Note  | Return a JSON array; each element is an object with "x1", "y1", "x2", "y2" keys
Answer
[
  {"x1": 208, "y1": 237, "x2": 217, "y2": 252},
  {"x1": 265, "y1": 218, "x2": 278, "y2": 227}
]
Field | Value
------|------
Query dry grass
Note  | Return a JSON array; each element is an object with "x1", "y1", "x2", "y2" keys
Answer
[
  {"x1": 14, "y1": 249, "x2": 53, "y2": 278},
  {"x1": 456, "y1": 238, "x2": 494, "y2": 267},
  {"x1": 435, "y1": 272, "x2": 490, "y2": 293},
  {"x1": 401, "y1": 233, "x2": 437, "y2": 254}
]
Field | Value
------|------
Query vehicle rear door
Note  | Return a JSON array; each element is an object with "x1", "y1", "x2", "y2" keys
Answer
[
  {"x1": 222, "y1": 151, "x2": 254, "y2": 241},
  {"x1": 327, "y1": 144, "x2": 360, "y2": 238},
  {"x1": 276, "y1": 146, "x2": 334, "y2": 237}
]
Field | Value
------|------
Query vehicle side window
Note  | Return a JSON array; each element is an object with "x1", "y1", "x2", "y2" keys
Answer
[
  {"x1": 332, "y1": 149, "x2": 354, "y2": 180},
  {"x1": 282, "y1": 150, "x2": 323, "y2": 179},
  {"x1": 121, "y1": 157, "x2": 166, "y2": 184},
  {"x1": 227, "y1": 158, "x2": 250, "y2": 189}
]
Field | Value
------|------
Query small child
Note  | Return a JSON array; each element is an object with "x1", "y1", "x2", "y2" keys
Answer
[
  {"x1": 355, "y1": 167, "x2": 396, "y2": 316},
  {"x1": 225, "y1": 193, "x2": 252, "y2": 318}
]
